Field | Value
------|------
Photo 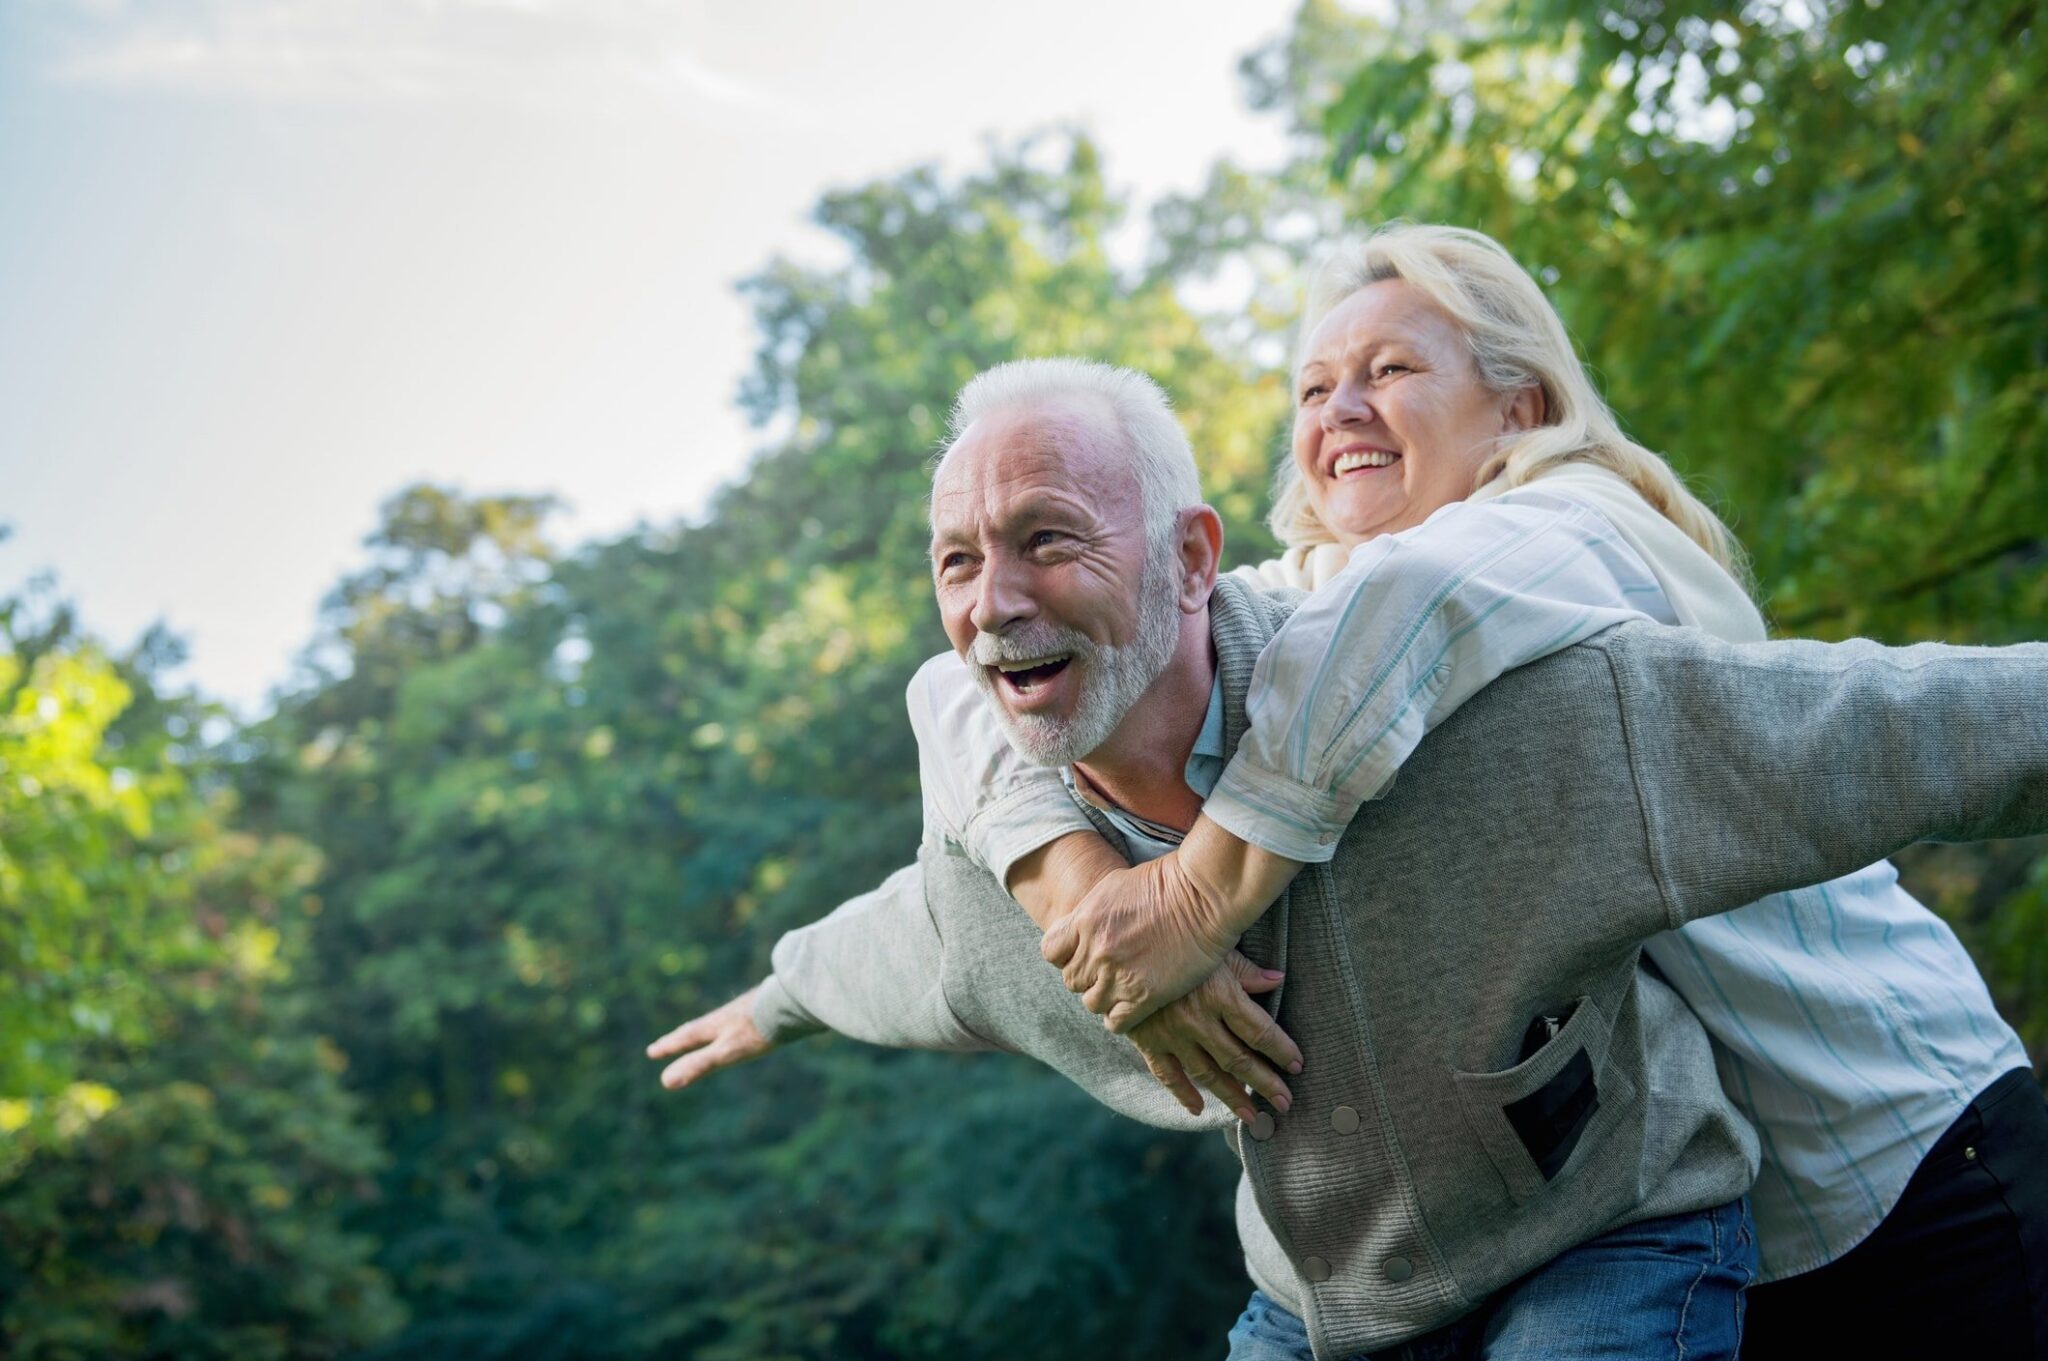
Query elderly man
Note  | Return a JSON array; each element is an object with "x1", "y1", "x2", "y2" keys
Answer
[{"x1": 650, "y1": 359, "x2": 2048, "y2": 1360}]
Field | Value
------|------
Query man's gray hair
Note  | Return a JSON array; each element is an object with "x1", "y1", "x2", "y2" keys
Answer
[{"x1": 942, "y1": 357, "x2": 1203, "y2": 561}]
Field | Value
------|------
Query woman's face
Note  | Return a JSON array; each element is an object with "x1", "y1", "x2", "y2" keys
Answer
[{"x1": 1292, "y1": 279, "x2": 1526, "y2": 547}]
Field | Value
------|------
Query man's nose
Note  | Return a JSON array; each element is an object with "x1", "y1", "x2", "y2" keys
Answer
[{"x1": 970, "y1": 557, "x2": 1036, "y2": 636}]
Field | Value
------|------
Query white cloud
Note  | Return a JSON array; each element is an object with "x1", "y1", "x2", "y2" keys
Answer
[{"x1": 31, "y1": 0, "x2": 775, "y2": 109}]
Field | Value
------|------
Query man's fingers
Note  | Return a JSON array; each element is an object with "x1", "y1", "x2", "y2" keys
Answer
[
  {"x1": 661, "y1": 1033, "x2": 763, "y2": 1090},
  {"x1": 660, "y1": 1044, "x2": 722, "y2": 1090},
  {"x1": 645, "y1": 1017, "x2": 712, "y2": 1059}
]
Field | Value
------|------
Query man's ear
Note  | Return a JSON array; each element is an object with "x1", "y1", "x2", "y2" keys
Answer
[
  {"x1": 1175, "y1": 506, "x2": 1225, "y2": 613},
  {"x1": 1502, "y1": 382, "x2": 1547, "y2": 433}
]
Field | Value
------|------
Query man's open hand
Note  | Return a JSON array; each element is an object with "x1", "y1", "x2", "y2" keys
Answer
[
  {"x1": 1129, "y1": 950, "x2": 1301, "y2": 1123},
  {"x1": 647, "y1": 986, "x2": 776, "y2": 1090},
  {"x1": 1041, "y1": 852, "x2": 1245, "y2": 1031}
]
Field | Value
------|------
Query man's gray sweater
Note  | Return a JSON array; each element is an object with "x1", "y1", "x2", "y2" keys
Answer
[{"x1": 751, "y1": 578, "x2": 2048, "y2": 1357}]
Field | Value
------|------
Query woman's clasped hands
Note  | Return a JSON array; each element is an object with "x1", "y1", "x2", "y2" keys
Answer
[{"x1": 1040, "y1": 814, "x2": 1307, "y2": 1031}]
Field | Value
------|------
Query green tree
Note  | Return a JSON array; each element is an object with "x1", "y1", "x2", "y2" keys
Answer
[
  {"x1": 0, "y1": 592, "x2": 400, "y2": 1359},
  {"x1": 1280, "y1": 0, "x2": 2048, "y2": 1047},
  {"x1": 1295, "y1": 0, "x2": 2046, "y2": 636},
  {"x1": 0, "y1": 595, "x2": 201, "y2": 1108},
  {"x1": 227, "y1": 140, "x2": 1289, "y2": 1359}
]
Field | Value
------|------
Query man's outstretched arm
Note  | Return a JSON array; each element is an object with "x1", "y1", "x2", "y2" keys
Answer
[
  {"x1": 1598, "y1": 627, "x2": 2048, "y2": 925},
  {"x1": 647, "y1": 861, "x2": 990, "y2": 1092},
  {"x1": 648, "y1": 847, "x2": 1303, "y2": 1120}
]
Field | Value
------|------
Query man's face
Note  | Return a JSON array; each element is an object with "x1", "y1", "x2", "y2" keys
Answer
[{"x1": 929, "y1": 403, "x2": 1181, "y2": 766}]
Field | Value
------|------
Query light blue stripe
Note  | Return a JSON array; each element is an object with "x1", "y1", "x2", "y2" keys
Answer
[
  {"x1": 1211, "y1": 783, "x2": 1330, "y2": 841},
  {"x1": 1666, "y1": 927, "x2": 1885, "y2": 1226},
  {"x1": 1290, "y1": 550, "x2": 1394, "y2": 775},
  {"x1": 1296, "y1": 516, "x2": 1547, "y2": 779},
  {"x1": 1817, "y1": 878, "x2": 1981, "y2": 1086},
  {"x1": 1722, "y1": 1032, "x2": 1834, "y2": 1265},
  {"x1": 1872, "y1": 911, "x2": 2003, "y2": 1058},
  {"x1": 1331, "y1": 603, "x2": 1598, "y2": 791},
  {"x1": 1321, "y1": 523, "x2": 1633, "y2": 789},
  {"x1": 1725, "y1": 900, "x2": 1930, "y2": 1163}
]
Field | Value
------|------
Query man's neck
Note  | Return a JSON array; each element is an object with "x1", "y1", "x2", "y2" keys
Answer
[{"x1": 1070, "y1": 616, "x2": 1216, "y2": 834}]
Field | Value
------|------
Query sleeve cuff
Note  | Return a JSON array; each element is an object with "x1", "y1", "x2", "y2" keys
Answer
[
  {"x1": 964, "y1": 780, "x2": 1099, "y2": 887},
  {"x1": 750, "y1": 975, "x2": 827, "y2": 1045},
  {"x1": 1203, "y1": 755, "x2": 1394, "y2": 864}
]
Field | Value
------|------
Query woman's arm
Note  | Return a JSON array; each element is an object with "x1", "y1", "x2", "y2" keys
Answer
[
  {"x1": 906, "y1": 654, "x2": 1302, "y2": 1112},
  {"x1": 1046, "y1": 491, "x2": 1678, "y2": 1030}
]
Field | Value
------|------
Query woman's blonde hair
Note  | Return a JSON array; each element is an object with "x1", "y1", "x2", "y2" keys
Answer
[{"x1": 1270, "y1": 223, "x2": 1748, "y2": 581}]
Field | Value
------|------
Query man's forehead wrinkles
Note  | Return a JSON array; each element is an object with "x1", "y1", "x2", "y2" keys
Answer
[{"x1": 928, "y1": 402, "x2": 1146, "y2": 550}]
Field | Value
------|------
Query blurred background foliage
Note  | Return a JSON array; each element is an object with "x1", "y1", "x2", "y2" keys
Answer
[{"x1": 3, "y1": 0, "x2": 2043, "y2": 1355}]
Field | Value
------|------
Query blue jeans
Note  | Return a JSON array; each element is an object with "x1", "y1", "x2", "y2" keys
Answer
[{"x1": 1224, "y1": 1197, "x2": 1756, "y2": 1361}]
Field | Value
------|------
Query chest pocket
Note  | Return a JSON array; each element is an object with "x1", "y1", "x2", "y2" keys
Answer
[{"x1": 1449, "y1": 995, "x2": 1637, "y2": 1203}]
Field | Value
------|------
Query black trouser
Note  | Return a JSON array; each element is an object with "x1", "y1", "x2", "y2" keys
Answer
[{"x1": 1744, "y1": 1067, "x2": 2048, "y2": 1360}]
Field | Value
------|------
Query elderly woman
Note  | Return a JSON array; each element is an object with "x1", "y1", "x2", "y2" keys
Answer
[{"x1": 907, "y1": 225, "x2": 2046, "y2": 1358}]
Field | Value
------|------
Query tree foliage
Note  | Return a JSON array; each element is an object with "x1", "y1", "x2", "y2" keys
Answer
[{"x1": 0, "y1": 597, "x2": 399, "y2": 1358}]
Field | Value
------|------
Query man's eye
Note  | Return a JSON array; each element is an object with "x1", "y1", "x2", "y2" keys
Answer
[
  {"x1": 937, "y1": 552, "x2": 972, "y2": 575},
  {"x1": 1027, "y1": 531, "x2": 1063, "y2": 551}
]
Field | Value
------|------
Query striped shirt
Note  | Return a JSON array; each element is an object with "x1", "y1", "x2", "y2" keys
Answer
[{"x1": 908, "y1": 463, "x2": 2027, "y2": 1280}]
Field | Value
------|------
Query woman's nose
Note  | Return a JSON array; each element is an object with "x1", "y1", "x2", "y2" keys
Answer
[{"x1": 1324, "y1": 379, "x2": 1375, "y2": 428}]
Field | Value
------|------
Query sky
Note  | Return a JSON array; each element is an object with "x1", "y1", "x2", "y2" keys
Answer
[{"x1": 0, "y1": 0, "x2": 1300, "y2": 714}]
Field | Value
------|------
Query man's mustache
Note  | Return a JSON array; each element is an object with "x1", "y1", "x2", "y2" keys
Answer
[{"x1": 967, "y1": 627, "x2": 1097, "y2": 667}]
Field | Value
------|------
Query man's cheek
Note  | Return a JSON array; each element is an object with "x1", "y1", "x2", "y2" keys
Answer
[
  {"x1": 934, "y1": 594, "x2": 974, "y2": 654},
  {"x1": 1073, "y1": 559, "x2": 1140, "y2": 634}
]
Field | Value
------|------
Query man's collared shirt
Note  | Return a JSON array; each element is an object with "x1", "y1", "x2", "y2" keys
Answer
[{"x1": 1060, "y1": 677, "x2": 1226, "y2": 865}]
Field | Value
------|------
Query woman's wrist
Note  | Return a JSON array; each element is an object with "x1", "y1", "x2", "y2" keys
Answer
[
  {"x1": 1005, "y1": 830, "x2": 1127, "y2": 931},
  {"x1": 1176, "y1": 814, "x2": 1306, "y2": 940}
]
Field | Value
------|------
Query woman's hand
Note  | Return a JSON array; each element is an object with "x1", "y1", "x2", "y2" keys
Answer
[
  {"x1": 1041, "y1": 850, "x2": 1248, "y2": 1031},
  {"x1": 1042, "y1": 816, "x2": 1306, "y2": 1031},
  {"x1": 1129, "y1": 950, "x2": 1302, "y2": 1122},
  {"x1": 646, "y1": 986, "x2": 777, "y2": 1090}
]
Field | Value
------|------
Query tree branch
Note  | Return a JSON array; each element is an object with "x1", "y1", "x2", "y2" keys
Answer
[{"x1": 1776, "y1": 534, "x2": 2044, "y2": 629}]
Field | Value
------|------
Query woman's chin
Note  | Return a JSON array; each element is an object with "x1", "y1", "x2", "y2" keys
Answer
[{"x1": 1319, "y1": 488, "x2": 1407, "y2": 543}]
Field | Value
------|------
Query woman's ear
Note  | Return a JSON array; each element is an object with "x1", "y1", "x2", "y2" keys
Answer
[
  {"x1": 1503, "y1": 382, "x2": 1547, "y2": 433},
  {"x1": 1176, "y1": 506, "x2": 1225, "y2": 613}
]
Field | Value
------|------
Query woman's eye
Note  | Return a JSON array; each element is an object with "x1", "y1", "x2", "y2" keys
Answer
[
  {"x1": 1375, "y1": 363, "x2": 1410, "y2": 379},
  {"x1": 1300, "y1": 383, "x2": 1329, "y2": 401}
]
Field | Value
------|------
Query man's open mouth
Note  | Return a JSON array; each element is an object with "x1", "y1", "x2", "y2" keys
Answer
[{"x1": 989, "y1": 655, "x2": 1072, "y2": 695}]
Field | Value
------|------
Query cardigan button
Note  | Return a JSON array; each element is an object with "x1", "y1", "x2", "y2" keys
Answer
[
  {"x1": 1383, "y1": 1255, "x2": 1414, "y2": 1283},
  {"x1": 1303, "y1": 1256, "x2": 1332, "y2": 1283},
  {"x1": 1330, "y1": 1105, "x2": 1360, "y2": 1134},
  {"x1": 1248, "y1": 1111, "x2": 1276, "y2": 1141}
]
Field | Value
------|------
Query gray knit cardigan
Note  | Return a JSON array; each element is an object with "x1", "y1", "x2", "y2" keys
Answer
[{"x1": 753, "y1": 578, "x2": 2048, "y2": 1357}]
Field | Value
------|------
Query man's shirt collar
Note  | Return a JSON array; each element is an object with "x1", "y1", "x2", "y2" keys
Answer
[{"x1": 1060, "y1": 676, "x2": 1225, "y2": 862}]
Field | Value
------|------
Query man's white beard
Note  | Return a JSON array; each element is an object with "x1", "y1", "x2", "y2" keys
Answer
[{"x1": 967, "y1": 555, "x2": 1183, "y2": 768}]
